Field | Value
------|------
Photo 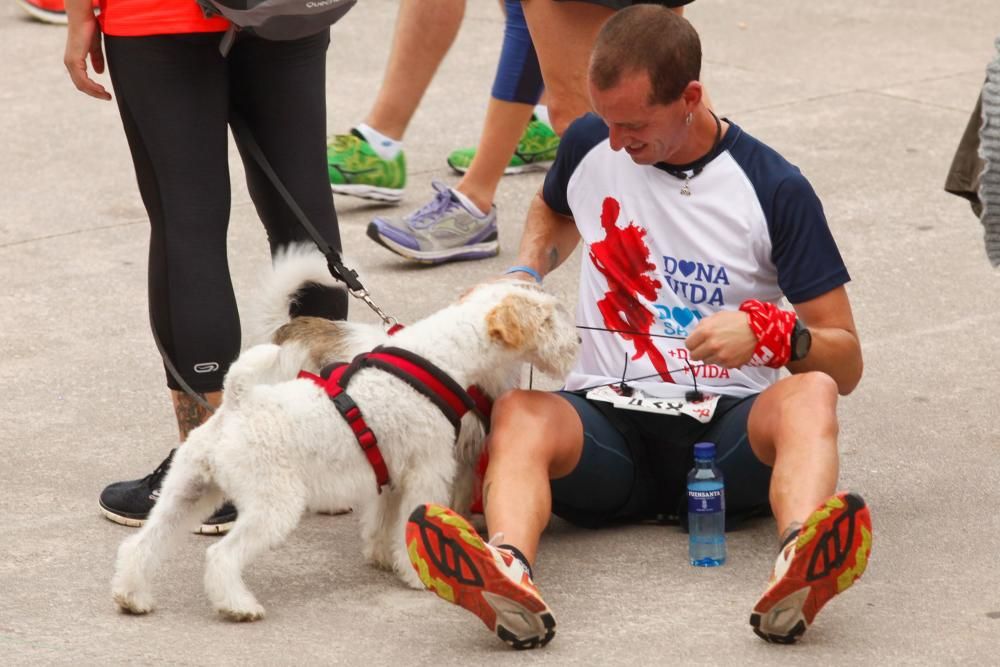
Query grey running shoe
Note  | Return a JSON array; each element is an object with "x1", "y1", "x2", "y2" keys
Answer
[{"x1": 366, "y1": 181, "x2": 499, "y2": 264}]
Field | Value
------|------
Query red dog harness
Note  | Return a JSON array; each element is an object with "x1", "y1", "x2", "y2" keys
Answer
[{"x1": 298, "y1": 346, "x2": 491, "y2": 493}]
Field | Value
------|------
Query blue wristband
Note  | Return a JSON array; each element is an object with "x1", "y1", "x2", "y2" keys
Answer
[{"x1": 505, "y1": 265, "x2": 543, "y2": 284}]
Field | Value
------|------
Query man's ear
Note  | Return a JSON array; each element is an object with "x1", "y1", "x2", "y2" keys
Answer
[{"x1": 681, "y1": 80, "x2": 703, "y2": 110}]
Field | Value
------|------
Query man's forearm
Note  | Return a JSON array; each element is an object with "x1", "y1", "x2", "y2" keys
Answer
[
  {"x1": 787, "y1": 327, "x2": 863, "y2": 395},
  {"x1": 785, "y1": 287, "x2": 864, "y2": 395},
  {"x1": 513, "y1": 192, "x2": 581, "y2": 281}
]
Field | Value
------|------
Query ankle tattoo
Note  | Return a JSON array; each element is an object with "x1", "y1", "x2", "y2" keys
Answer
[{"x1": 174, "y1": 393, "x2": 212, "y2": 441}]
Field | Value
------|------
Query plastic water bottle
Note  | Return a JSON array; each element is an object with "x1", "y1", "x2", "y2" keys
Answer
[{"x1": 688, "y1": 442, "x2": 726, "y2": 567}]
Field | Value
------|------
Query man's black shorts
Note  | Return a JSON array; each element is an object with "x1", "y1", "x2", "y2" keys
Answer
[{"x1": 550, "y1": 390, "x2": 772, "y2": 527}]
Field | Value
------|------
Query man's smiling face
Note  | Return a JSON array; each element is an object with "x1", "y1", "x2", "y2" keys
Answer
[{"x1": 589, "y1": 70, "x2": 690, "y2": 166}]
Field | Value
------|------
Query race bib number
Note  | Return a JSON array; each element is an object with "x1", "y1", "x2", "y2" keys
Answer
[{"x1": 585, "y1": 385, "x2": 720, "y2": 423}]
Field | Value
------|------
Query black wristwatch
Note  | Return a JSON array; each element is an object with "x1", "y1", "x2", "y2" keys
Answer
[{"x1": 789, "y1": 318, "x2": 812, "y2": 362}]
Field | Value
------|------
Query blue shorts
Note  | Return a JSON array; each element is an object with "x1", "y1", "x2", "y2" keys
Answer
[
  {"x1": 491, "y1": 0, "x2": 544, "y2": 105},
  {"x1": 550, "y1": 391, "x2": 772, "y2": 527}
]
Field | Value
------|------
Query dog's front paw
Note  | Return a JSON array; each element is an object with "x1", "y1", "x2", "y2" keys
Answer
[
  {"x1": 217, "y1": 601, "x2": 266, "y2": 622},
  {"x1": 113, "y1": 589, "x2": 155, "y2": 615},
  {"x1": 398, "y1": 562, "x2": 428, "y2": 591},
  {"x1": 364, "y1": 541, "x2": 394, "y2": 570}
]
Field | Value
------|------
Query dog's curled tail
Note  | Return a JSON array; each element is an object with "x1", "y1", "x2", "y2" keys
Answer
[
  {"x1": 222, "y1": 343, "x2": 298, "y2": 405},
  {"x1": 243, "y1": 242, "x2": 344, "y2": 346}
]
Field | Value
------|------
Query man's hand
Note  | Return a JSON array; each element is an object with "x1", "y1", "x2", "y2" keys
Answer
[
  {"x1": 65, "y1": 4, "x2": 111, "y2": 101},
  {"x1": 684, "y1": 310, "x2": 758, "y2": 368}
]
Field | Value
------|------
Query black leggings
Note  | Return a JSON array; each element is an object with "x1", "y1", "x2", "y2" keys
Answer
[{"x1": 105, "y1": 30, "x2": 347, "y2": 393}]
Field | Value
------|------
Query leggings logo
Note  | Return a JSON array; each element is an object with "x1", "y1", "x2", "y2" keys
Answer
[{"x1": 193, "y1": 362, "x2": 220, "y2": 374}]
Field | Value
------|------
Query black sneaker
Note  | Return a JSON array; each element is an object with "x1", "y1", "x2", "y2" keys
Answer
[
  {"x1": 99, "y1": 449, "x2": 237, "y2": 535},
  {"x1": 200, "y1": 502, "x2": 238, "y2": 535}
]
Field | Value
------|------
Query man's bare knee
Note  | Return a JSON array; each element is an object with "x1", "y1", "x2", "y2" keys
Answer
[
  {"x1": 750, "y1": 373, "x2": 841, "y2": 463},
  {"x1": 791, "y1": 372, "x2": 840, "y2": 417},
  {"x1": 488, "y1": 390, "x2": 583, "y2": 475},
  {"x1": 778, "y1": 372, "x2": 841, "y2": 446},
  {"x1": 490, "y1": 390, "x2": 561, "y2": 450}
]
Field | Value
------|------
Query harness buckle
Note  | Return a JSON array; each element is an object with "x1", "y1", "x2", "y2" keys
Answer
[{"x1": 331, "y1": 391, "x2": 358, "y2": 417}]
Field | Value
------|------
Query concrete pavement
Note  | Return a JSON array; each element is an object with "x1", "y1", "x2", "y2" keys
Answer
[{"x1": 2, "y1": 1, "x2": 1000, "y2": 664}]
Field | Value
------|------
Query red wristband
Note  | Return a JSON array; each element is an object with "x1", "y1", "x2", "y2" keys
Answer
[{"x1": 738, "y1": 299, "x2": 796, "y2": 368}]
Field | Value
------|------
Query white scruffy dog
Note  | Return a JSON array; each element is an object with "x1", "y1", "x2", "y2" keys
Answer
[
  {"x1": 244, "y1": 244, "x2": 518, "y2": 516},
  {"x1": 111, "y1": 250, "x2": 579, "y2": 621}
]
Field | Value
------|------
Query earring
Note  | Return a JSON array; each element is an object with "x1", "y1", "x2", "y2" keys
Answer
[{"x1": 685, "y1": 112, "x2": 693, "y2": 126}]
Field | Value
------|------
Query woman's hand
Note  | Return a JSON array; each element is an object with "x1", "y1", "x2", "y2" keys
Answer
[{"x1": 64, "y1": 1, "x2": 111, "y2": 100}]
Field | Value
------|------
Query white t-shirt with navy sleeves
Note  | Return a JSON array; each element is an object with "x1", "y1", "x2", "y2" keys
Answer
[{"x1": 544, "y1": 113, "x2": 849, "y2": 399}]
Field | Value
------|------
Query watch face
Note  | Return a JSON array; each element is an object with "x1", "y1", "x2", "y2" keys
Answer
[{"x1": 792, "y1": 323, "x2": 811, "y2": 361}]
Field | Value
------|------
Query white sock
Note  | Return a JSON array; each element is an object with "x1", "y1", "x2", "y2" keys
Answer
[
  {"x1": 450, "y1": 187, "x2": 487, "y2": 217},
  {"x1": 355, "y1": 123, "x2": 402, "y2": 161},
  {"x1": 533, "y1": 104, "x2": 551, "y2": 128}
]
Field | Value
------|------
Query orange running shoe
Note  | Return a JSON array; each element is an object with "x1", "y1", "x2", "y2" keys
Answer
[
  {"x1": 406, "y1": 503, "x2": 556, "y2": 649},
  {"x1": 750, "y1": 491, "x2": 872, "y2": 643}
]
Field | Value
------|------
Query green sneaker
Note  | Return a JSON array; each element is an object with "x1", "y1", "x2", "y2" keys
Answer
[
  {"x1": 447, "y1": 116, "x2": 560, "y2": 176},
  {"x1": 328, "y1": 130, "x2": 406, "y2": 202}
]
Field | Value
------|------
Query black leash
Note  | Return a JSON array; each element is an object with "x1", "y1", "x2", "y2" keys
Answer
[
  {"x1": 229, "y1": 113, "x2": 397, "y2": 329},
  {"x1": 151, "y1": 113, "x2": 398, "y2": 413},
  {"x1": 150, "y1": 306, "x2": 218, "y2": 413}
]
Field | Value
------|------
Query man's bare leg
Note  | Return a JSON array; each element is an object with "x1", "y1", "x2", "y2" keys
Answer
[
  {"x1": 746, "y1": 372, "x2": 870, "y2": 643},
  {"x1": 365, "y1": 0, "x2": 466, "y2": 140},
  {"x1": 403, "y1": 389, "x2": 582, "y2": 648},
  {"x1": 482, "y1": 390, "x2": 585, "y2": 562},
  {"x1": 745, "y1": 372, "x2": 841, "y2": 536},
  {"x1": 519, "y1": 0, "x2": 614, "y2": 136},
  {"x1": 455, "y1": 98, "x2": 536, "y2": 213}
]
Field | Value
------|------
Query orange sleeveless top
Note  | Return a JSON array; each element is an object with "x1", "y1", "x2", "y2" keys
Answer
[{"x1": 98, "y1": 0, "x2": 229, "y2": 37}]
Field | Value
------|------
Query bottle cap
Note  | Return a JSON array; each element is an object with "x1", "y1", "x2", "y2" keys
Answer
[{"x1": 693, "y1": 442, "x2": 716, "y2": 460}]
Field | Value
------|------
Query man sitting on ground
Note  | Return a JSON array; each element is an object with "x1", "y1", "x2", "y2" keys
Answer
[{"x1": 405, "y1": 5, "x2": 872, "y2": 650}]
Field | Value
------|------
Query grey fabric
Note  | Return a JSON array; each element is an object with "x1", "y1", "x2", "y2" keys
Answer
[
  {"x1": 944, "y1": 92, "x2": 984, "y2": 217},
  {"x1": 981, "y1": 37, "x2": 1000, "y2": 267},
  {"x1": 198, "y1": 0, "x2": 355, "y2": 41}
]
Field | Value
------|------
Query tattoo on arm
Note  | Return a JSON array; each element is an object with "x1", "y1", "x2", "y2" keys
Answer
[{"x1": 547, "y1": 247, "x2": 559, "y2": 271}]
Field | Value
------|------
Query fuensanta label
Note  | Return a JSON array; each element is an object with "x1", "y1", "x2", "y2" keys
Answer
[{"x1": 688, "y1": 487, "x2": 724, "y2": 513}]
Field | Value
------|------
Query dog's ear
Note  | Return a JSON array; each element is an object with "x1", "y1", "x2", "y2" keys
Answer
[{"x1": 487, "y1": 293, "x2": 546, "y2": 350}]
